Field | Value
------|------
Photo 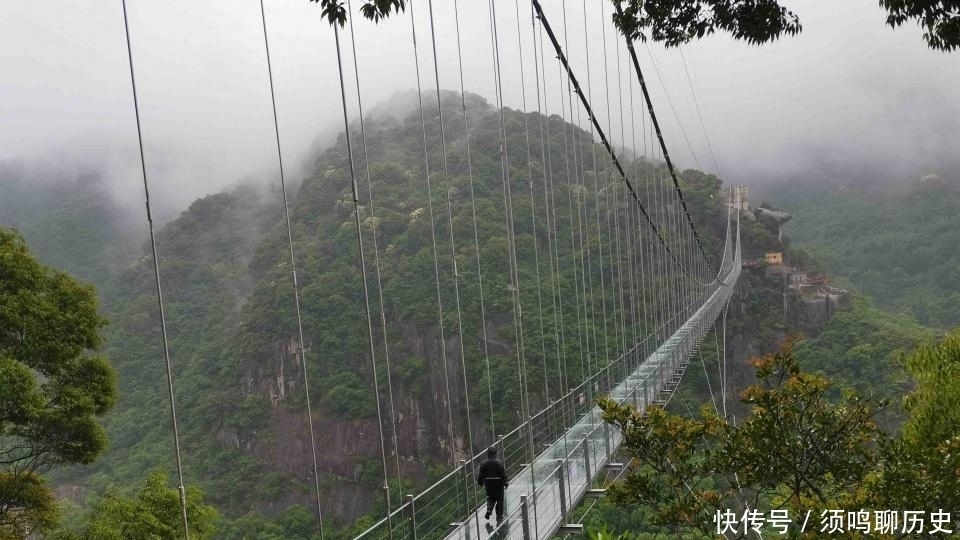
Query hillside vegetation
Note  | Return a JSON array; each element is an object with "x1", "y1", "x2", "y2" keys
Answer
[{"x1": 773, "y1": 177, "x2": 960, "y2": 329}]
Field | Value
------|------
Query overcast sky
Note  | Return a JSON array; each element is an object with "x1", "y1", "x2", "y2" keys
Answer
[{"x1": 2, "y1": 1, "x2": 958, "y2": 217}]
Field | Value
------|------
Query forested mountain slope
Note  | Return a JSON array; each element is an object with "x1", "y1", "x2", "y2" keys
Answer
[
  {"x1": 0, "y1": 165, "x2": 138, "y2": 286},
  {"x1": 771, "y1": 176, "x2": 960, "y2": 328}
]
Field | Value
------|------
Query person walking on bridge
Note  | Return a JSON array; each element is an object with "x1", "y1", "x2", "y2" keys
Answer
[{"x1": 476, "y1": 446, "x2": 508, "y2": 524}]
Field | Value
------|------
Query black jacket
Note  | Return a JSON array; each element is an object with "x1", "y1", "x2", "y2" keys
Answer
[{"x1": 476, "y1": 458, "x2": 508, "y2": 495}]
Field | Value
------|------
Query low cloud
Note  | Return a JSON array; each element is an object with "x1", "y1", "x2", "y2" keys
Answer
[{"x1": 2, "y1": 0, "x2": 957, "y2": 216}]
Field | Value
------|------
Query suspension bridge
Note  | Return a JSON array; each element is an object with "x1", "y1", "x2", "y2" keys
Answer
[
  {"x1": 354, "y1": 200, "x2": 741, "y2": 540},
  {"x1": 115, "y1": 0, "x2": 745, "y2": 539}
]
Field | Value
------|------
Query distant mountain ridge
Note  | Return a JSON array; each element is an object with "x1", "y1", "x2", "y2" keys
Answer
[{"x1": 771, "y1": 175, "x2": 960, "y2": 328}]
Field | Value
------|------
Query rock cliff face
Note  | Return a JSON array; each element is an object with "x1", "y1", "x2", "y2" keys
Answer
[
  {"x1": 222, "y1": 315, "x2": 515, "y2": 522},
  {"x1": 232, "y1": 340, "x2": 436, "y2": 469},
  {"x1": 797, "y1": 293, "x2": 847, "y2": 329},
  {"x1": 217, "y1": 409, "x2": 384, "y2": 519},
  {"x1": 713, "y1": 216, "x2": 848, "y2": 421}
]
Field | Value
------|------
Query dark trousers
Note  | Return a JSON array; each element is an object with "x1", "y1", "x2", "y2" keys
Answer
[{"x1": 485, "y1": 490, "x2": 505, "y2": 522}]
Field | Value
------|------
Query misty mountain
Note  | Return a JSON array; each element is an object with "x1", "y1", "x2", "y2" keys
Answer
[
  {"x1": 0, "y1": 162, "x2": 138, "y2": 286},
  {"x1": 772, "y1": 175, "x2": 960, "y2": 328},
  {"x1": 0, "y1": 90, "x2": 731, "y2": 537}
]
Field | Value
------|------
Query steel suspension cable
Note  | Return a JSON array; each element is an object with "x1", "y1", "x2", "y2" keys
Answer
[
  {"x1": 579, "y1": 0, "x2": 613, "y2": 387},
  {"x1": 598, "y1": 0, "x2": 627, "y2": 370},
  {"x1": 426, "y1": 0, "x2": 476, "y2": 467},
  {"x1": 560, "y1": 0, "x2": 597, "y2": 390},
  {"x1": 642, "y1": 120, "x2": 660, "y2": 344},
  {"x1": 452, "y1": 0, "x2": 497, "y2": 440},
  {"x1": 677, "y1": 47, "x2": 722, "y2": 183},
  {"x1": 508, "y1": 4, "x2": 547, "y2": 519},
  {"x1": 489, "y1": 0, "x2": 534, "y2": 460},
  {"x1": 512, "y1": 0, "x2": 551, "y2": 407},
  {"x1": 660, "y1": 140, "x2": 680, "y2": 334},
  {"x1": 649, "y1": 111, "x2": 668, "y2": 347},
  {"x1": 613, "y1": 1, "x2": 714, "y2": 273},
  {"x1": 636, "y1": 73, "x2": 655, "y2": 352},
  {"x1": 682, "y1": 154, "x2": 697, "y2": 315},
  {"x1": 488, "y1": 0, "x2": 531, "y2": 436},
  {"x1": 680, "y1": 158, "x2": 695, "y2": 319},
  {"x1": 678, "y1": 47, "x2": 727, "y2": 286},
  {"x1": 621, "y1": 141, "x2": 639, "y2": 355},
  {"x1": 485, "y1": 3, "x2": 516, "y2": 422},
  {"x1": 613, "y1": 27, "x2": 633, "y2": 358},
  {"x1": 647, "y1": 139, "x2": 663, "y2": 340},
  {"x1": 681, "y1": 49, "x2": 723, "y2": 178},
  {"x1": 544, "y1": 9, "x2": 578, "y2": 497},
  {"x1": 334, "y1": 21, "x2": 393, "y2": 516},
  {"x1": 643, "y1": 45, "x2": 704, "y2": 173},
  {"x1": 712, "y1": 318, "x2": 725, "y2": 414},
  {"x1": 408, "y1": 0, "x2": 458, "y2": 464},
  {"x1": 423, "y1": 3, "x2": 480, "y2": 529},
  {"x1": 662, "y1": 147, "x2": 688, "y2": 324},
  {"x1": 532, "y1": 0, "x2": 696, "y2": 284},
  {"x1": 558, "y1": 0, "x2": 589, "y2": 388},
  {"x1": 661, "y1": 132, "x2": 679, "y2": 336},
  {"x1": 260, "y1": 0, "x2": 338, "y2": 539},
  {"x1": 633, "y1": 176, "x2": 650, "y2": 360},
  {"x1": 722, "y1": 288, "x2": 730, "y2": 418},
  {"x1": 533, "y1": 11, "x2": 569, "y2": 400},
  {"x1": 627, "y1": 47, "x2": 649, "y2": 357},
  {"x1": 699, "y1": 343, "x2": 721, "y2": 418},
  {"x1": 119, "y1": 1, "x2": 190, "y2": 537},
  {"x1": 657, "y1": 143, "x2": 679, "y2": 334},
  {"x1": 651, "y1": 148, "x2": 670, "y2": 337},
  {"x1": 566, "y1": 0, "x2": 601, "y2": 389},
  {"x1": 344, "y1": 0, "x2": 403, "y2": 499},
  {"x1": 645, "y1": 126, "x2": 660, "y2": 355},
  {"x1": 676, "y1": 163, "x2": 689, "y2": 324},
  {"x1": 568, "y1": 71, "x2": 598, "y2": 390},
  {"x1": 260, "y1": 2, "x2": 327, "y2": 536}
]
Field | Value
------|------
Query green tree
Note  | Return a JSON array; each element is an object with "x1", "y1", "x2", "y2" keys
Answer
[
  {"x1": 0, "y1": 229, "x2": 117, "y2": 538},
  {"x1": 598, "y1": 338, "x2": 886, "y2": 538},
  {"x1": 612, "y1": 0, "x2": 802, "y2": 47},
  {"x1": 310, "y1": 0, "x2": 960, "y2": 52},
  {"x1": 612, "y1": 0, "x2": 959, "y2": 51},
  {"x1": 869, "y1": 330, "x2": 960, "y2": 526},
  {"x1": 879, "y1": 0, "x2": 960, "y2": 52},
  {"x1": 58, "y1": 471, "x2": 218, "y2": 540}
]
